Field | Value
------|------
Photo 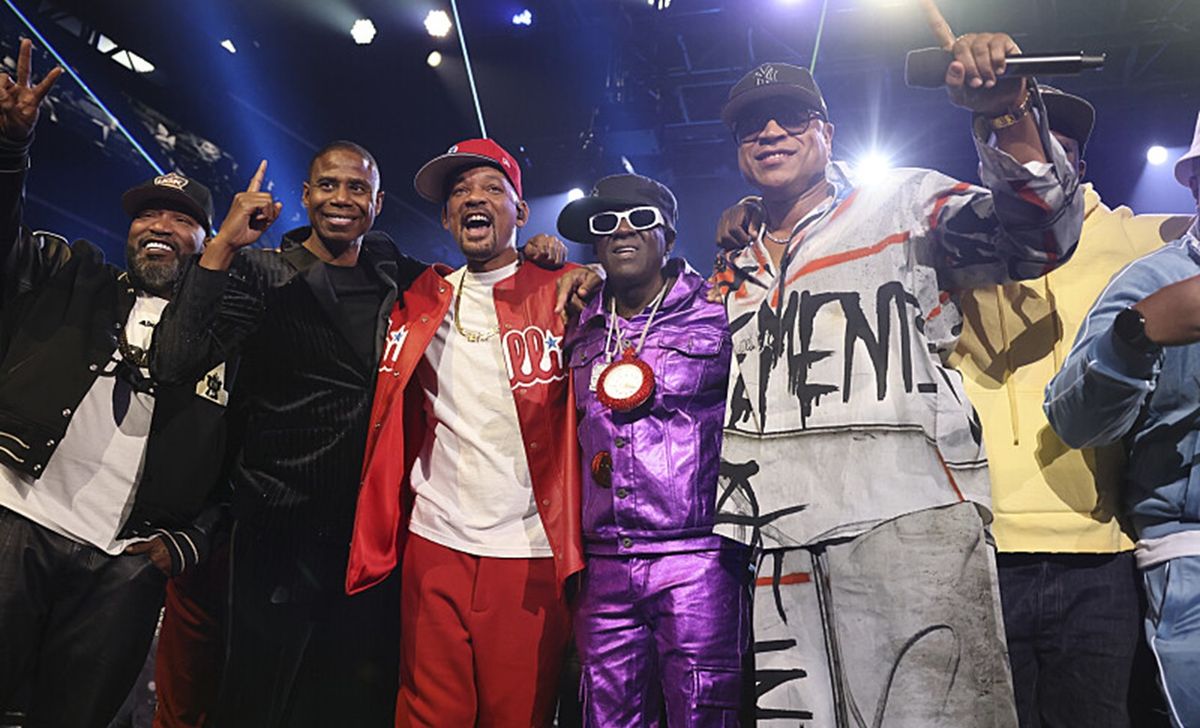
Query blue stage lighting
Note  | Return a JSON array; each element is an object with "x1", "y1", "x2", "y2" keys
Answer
[
  {"x1": 1147, "y1": 145, "x2": 1169, "y2": 165},
  {"x1": 567, "y1": 188, "x2": 585, "y2": 202},
  {"x1": 512, "y1": 9, "x2": 533, "y2": 26}
]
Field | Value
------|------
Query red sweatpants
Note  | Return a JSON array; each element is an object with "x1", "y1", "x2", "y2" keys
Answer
[{"x1": 399, "y1": 533, "x2": 570, "y2": 728}]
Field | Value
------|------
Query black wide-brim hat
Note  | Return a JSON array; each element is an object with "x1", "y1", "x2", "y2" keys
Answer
[
  {"x1": 557, "y1": 173, "x2": 678, "y2": 244},
  {"x1": 1040, "y1": 86, "x2": 1096, "y2": 154},
  {"x1": 121, "y1": 171, "x2": 214, "y2": 231},
  {"x1": 720, "y1": 62, "x2": 829, "y2": 128}
]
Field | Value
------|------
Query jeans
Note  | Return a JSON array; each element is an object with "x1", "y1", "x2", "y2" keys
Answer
[
  {"x1": 1143, "y1": 554, "x2": 1200, "y2": 728},
  {"x1": 997, "y1": 551, "x2": 1140, "y2": 728}
]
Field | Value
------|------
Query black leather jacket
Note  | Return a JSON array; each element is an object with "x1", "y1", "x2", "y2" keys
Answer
[{"x1": 0, "y1": 135, "x2": 228, "y2": 572}]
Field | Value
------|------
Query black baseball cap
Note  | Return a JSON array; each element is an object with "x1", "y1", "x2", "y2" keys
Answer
[
  {"x1": 721, "y1": 63, "x2": 829, "y2": 129},
  {"x1": 121, "y1": 171, "x2": 214, "y2": 231},
  {"x1": 1040, "y1": 86, "x2": 1095, "y2": 155},
  {"x1": 557, "y1": 174, "x2": 678, "y2": 244}
]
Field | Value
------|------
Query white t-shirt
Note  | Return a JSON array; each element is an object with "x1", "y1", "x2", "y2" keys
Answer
[
  {"x1": 0, "y1": 293, "x2": 165, "y2": 554},
  {"x1": 407, "y1": 261, "x2": 552, "y2": 558}
]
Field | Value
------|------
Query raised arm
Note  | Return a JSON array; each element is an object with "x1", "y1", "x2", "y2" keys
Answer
[
  {"x1": 1044, "y1": 249, "x2": 1194, "y2": 449},
  {"x1": 0, "y1": 38, "x2": 63, "y2": 304},
  {"x1": 151, "y1": 161, "x2": 281, "y2": 384}
]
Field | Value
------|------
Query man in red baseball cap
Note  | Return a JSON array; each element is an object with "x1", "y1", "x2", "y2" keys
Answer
[{"x1": 346, "y1": 138, "x2": 584, "y2": 727}]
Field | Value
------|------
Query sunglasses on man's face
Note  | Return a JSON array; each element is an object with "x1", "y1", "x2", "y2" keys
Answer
[
  {"x1": 588, "y1": 206, "x2": 665, "y2": 236},
  {"x1": 734, "y1": 106, "x2": 824, "y2": 145}
]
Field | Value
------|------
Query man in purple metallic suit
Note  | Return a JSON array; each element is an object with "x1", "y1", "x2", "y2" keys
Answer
[{"x1": 559, "y1": 174, "x2": 751, "y2": 727}]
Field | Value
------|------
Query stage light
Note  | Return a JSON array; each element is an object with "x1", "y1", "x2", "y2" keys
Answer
[
  {"x1": 512, "y1": 9, "x2": 532, "y2": 26},
  {"x1": 425, "y1": 9, "x2": 453, "y2": 38},
  {"x1": 350, "y1": 19, "x2": 377, "y2": 45},
  {"x1": 567, "y1": 188, "x2": 585, "y2": 202},
  {"x1": 111, "y1": 49, "x2": 154, "y2": 73},
  {"x1": 220, "y1": 39, "x2": 237, "y2": 54},
  {"x1": 854, "y1": 151, "x2": 892, "y2": 183},
  {"x1": 647, "y1": 0, "x2": 672, "y2": 8},
  {"x1": 1147, "y1": 145, "x2": 1169, "y2": 165},
  {"x1": 427, "y1": 51, "x2": 443, "y2": 68}
]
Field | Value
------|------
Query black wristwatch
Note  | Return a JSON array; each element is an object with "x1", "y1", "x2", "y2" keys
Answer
[{"x1": 1113, "y1": 306, "x2": 1159, "y2": 354}]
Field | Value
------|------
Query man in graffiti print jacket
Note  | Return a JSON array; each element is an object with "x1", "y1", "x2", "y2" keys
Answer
[
  {"x1": 709, "y1": 53, "x2": 1084, "y2": 725},
  {"x1": 346, "y1": 138, "x2": 584, "y2": 727}
]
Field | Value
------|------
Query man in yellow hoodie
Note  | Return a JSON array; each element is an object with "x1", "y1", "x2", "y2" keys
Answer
[{"x1": 950, "y1": 88, "x2": 1194, "y2": 726}]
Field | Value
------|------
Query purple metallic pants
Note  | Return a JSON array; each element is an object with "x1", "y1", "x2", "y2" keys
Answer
[{"x1": 574, "y1": 547, "x2": 752, "y2": 728}]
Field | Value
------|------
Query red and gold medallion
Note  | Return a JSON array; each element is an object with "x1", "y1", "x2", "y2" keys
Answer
[{"x1": 596, "y1": 347, "x2": 655, "y2": 412}]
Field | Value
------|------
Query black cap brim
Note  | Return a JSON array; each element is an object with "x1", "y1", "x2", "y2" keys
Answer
[
  {"x1": 121, "y1": 187, "x2": 210, "y2": 231},
  {"x1": 720, "y1": 84, "x2": 827, "y2": 128},
  {"x1": 1041, "y1": 89, "x2": 1095, "y2": 151},
  {"x1": 557, "y1": 195, "x2": 668, "y2": 244}
]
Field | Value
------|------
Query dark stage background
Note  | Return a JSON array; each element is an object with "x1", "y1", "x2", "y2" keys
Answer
[{"x1": 4, "y1": 0, "x2": 1197, "y2": 270}]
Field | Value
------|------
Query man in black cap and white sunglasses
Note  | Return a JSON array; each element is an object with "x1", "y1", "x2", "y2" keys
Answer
[{"x1": 558, "y1": 174, "x2": 751, "y2": 725}]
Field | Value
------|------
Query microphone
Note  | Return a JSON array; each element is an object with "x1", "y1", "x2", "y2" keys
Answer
[{"x1": 905, "y1": 48, "x2": 1105, "y2": 88}]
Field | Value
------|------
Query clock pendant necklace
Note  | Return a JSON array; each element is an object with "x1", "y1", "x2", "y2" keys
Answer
[{"x1": 596, "y1": 281, "x2": 669, "y2": 412}]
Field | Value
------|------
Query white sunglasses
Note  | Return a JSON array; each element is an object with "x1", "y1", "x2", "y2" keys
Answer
[{"x1": 588, "y1": 206, "x2": 665, "y2": 235}]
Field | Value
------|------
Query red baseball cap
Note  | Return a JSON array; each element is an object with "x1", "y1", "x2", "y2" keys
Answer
[{"x1": 413, "y1": 138, "x2": 523, "y2": 203}]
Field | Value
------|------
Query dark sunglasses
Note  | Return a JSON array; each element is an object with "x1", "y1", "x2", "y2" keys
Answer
[
  {"x1": 734, "y1": 106, "x2": 824, "y2": 145},
  {"x1": 588, "y1": 206, "x2": 665, "y2": 235}
]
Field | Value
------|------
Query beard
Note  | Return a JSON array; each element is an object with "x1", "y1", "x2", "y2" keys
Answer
[{"x1": 126, "y1": 252, "x2": 182, "y2": 298}]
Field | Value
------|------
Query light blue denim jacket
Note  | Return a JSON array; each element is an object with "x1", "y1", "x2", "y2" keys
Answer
[{"x1": 1045, "y1": 224, "x2": 1200, "y2": 541}]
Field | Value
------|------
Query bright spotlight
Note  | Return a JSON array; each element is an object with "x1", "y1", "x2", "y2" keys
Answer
[
  {"x1": 512, "y1": 9, "x2": 533, "y2": 26},
  {"x1": 425, "y1": 9, "x2": 453, "y2": 38},
  {"x1": 350, "y1": 19, "x2": 377, "y2": 45},
  {"x1": 854, "y1": 152, "x2": 892, "y2": 183},
  {"x1": 1147, "y1": 145, "x2": 1169, "y2": 165},
  {"x1": 220, "y1": 39, "x2": 237, "y2": 54},
  {"x1": 567, "y1": 188, "x2": 586, "y2": 202},
  {"x1": 647, "y1": 0, "x2": 672, "y2": 8},
  {"x1": 427, "y1": 50, "x2": 443, "y2": 68}
]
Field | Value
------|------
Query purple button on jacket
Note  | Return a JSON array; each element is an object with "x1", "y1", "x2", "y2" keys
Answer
[{"x1": 566, "y1": 259, "x2": 732, "y2": 555}]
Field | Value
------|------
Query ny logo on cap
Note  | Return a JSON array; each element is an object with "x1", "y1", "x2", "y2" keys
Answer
[
  {"x1": 154, "y1": 171, "x2": 190, "y2": 191},
  {"x1": 754, "y1": 64, "x2": 779, "y2": 85}
]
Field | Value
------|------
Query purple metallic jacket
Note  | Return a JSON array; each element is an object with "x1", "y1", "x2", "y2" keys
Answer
[{"x1": 566, "y1": 260, "x2": 732, "y2": 555}]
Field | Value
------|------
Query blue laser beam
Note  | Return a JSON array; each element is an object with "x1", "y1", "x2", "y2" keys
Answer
[
  {"x1": 3, "y1": 0, "x2": 164, "y2": 174},
  {"x1": 449, "y1": 0, "x2": 488, "y2": 138}
]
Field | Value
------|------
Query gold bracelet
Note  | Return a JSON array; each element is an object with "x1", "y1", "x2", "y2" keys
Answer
[{"x1": 982, "y1": 91, "x2": 1032, "y2": 131}]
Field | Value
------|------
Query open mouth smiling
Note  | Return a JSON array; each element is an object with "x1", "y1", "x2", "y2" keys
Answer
[
  {"x1": 139, "y1": 238, "x2": 177, "y2": 257},
  {"x1": 322, "y1": 212, "x2": 360, "y2": 227},
  {"x1": 755, "y1": 148, "x2": 796, "y2": 163}
]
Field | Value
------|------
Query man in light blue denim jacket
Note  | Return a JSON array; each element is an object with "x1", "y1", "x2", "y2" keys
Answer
[{"x1": 1045, "y1": 112, "x2": 1200, "y2": 728}]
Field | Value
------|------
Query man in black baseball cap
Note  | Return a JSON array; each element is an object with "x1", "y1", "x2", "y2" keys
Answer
[
  {"x1": 0, "y1": 39, "x2": 232, "y2": 727},
  {"x1": 119, "y1": 169, "x2": 215, "y2": 298},
  {"x1": 708, "y1": 31, "x2": 1085, "y2": 725},
  {"x1": 954, "y1": 85, "x2": 1192, "y2": 727}
]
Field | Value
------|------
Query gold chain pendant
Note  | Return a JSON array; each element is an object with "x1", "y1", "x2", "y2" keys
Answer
[{"x1": 454, "y1": 272, "x2": 500, "y2": 343}]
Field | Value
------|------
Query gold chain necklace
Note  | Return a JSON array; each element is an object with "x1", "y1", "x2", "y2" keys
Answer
[{"x1": 453, "y1": 270, "x2": 501, "y2": 343}]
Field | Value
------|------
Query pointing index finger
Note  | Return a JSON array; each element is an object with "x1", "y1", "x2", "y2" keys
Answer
[
  {"x1": 918, "y1": 0, "x2": 956, "y2": 51},
  {"x1": 246, "y1": 159, "x2": 267, "y2": 193}
]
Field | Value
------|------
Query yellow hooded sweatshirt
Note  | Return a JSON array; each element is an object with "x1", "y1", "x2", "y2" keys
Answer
[{"x1": 951, "y1": 183, "x2": 1193, "y2": 553}]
